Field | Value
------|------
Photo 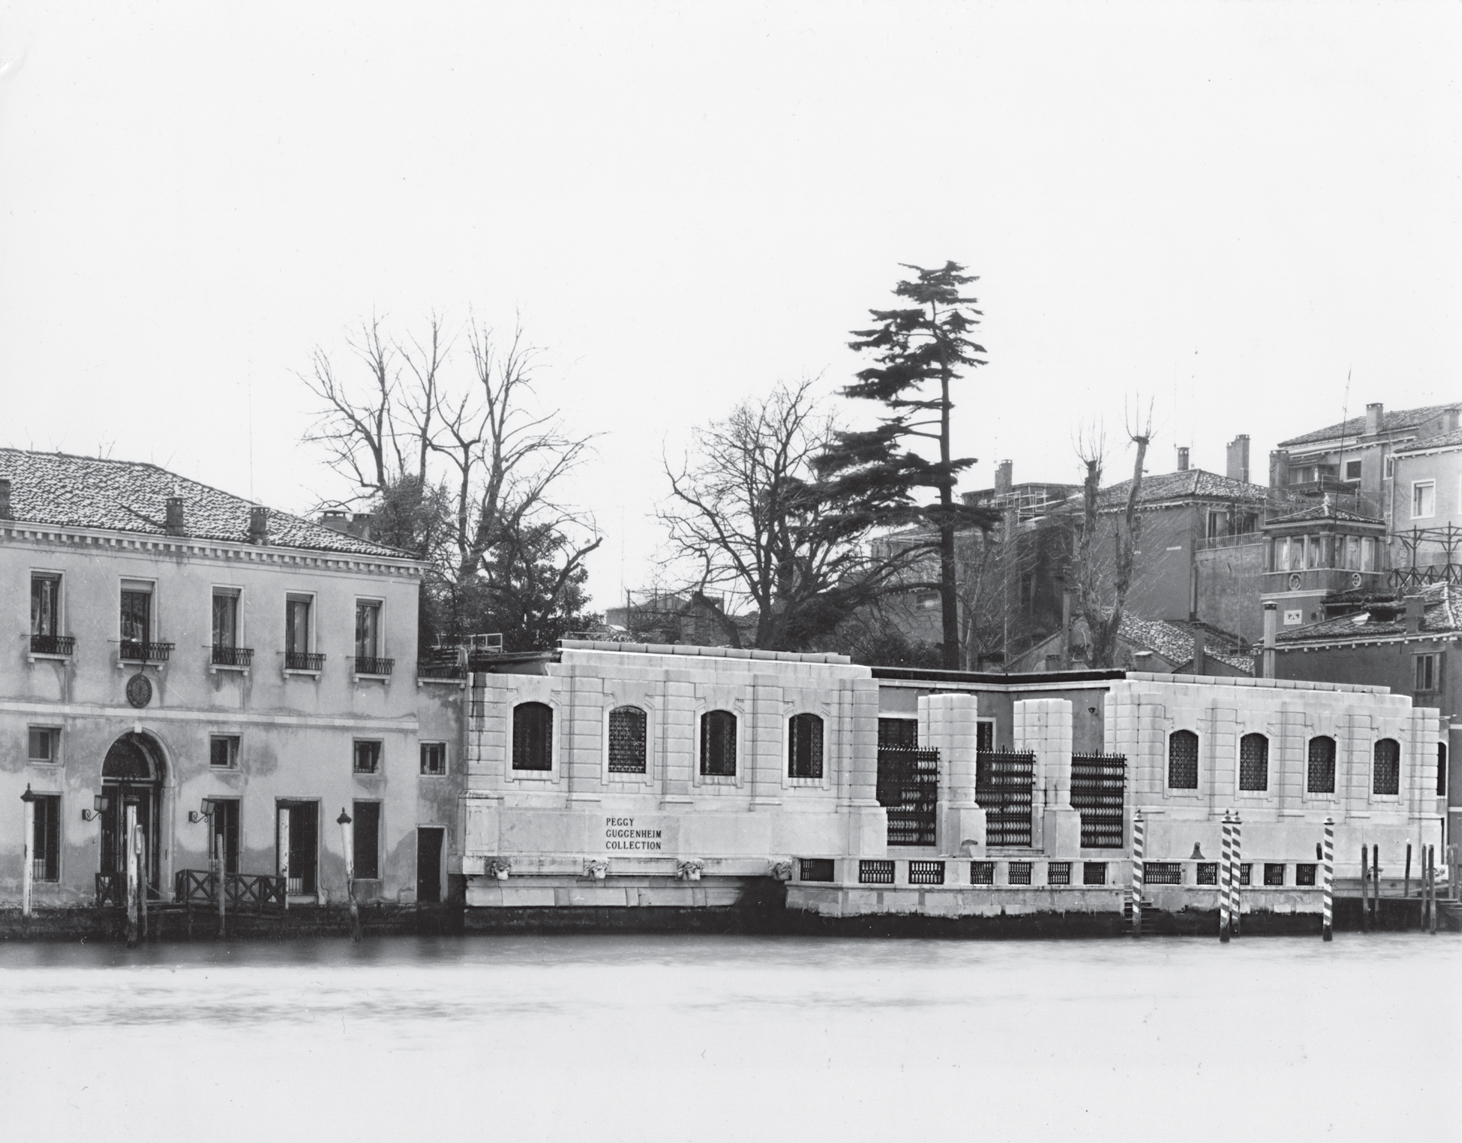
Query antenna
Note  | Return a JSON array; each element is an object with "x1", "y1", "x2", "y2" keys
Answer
[
  {"x1": 247, "y1": 374, "x2": 255, "y2": 500},
  {"x1": 1336, "y1": 366, "x2": 1352, "y2": 499}
]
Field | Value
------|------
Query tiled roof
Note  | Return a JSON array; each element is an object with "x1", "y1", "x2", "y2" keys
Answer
[
  {"x1": 1097, "y1": 468, "x2": 1271, "y2": 509},
  {"x1": 1119, "y1": 615, "x2": 1254, "y2": 674},
  {"x1": 1278, "y1": 404, "x2": 1460, "y2": 448},
  {"x1": 1394, "y1": 427, "x2": 1462, "y2": 455},
  {"x1": 1275, "y1": 582, "x2": 1462, "y2": 643},
  {"x1": 0, "y1": 449, "x2": 409, "y2": 558},
  {"x1": 1266, "y1": 501, "x2": 1383, "y2": 526}
]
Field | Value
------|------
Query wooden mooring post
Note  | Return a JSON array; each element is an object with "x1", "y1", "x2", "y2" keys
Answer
[
  {"x1": 1372, "y1": 844, "x2": 1380, "y2": 930},
  {"x1": 1322, "y1": 817, "x2": 1334, "y2": 942},
  {"x1": 1130, "y1": 810, "x2": 1144, "y2": 937},
  {"x1": 1404, "y1": 842, "x2": 1412, "y2": 910},
  {"x1": 1219, "y1": 812, "x2": 1232, "y2": 942},
  {"x1": 1429, "y1": 845, "x2": 1438, "y2": 935},
  {"x1": 1360, "y1": 846, "x2": 1370, "y2": 932},
  {"x1": 125, "y1": 799, "x2": 140, "y2": 948},
  {"x1": 1231, "y1": 813, "x2": 1242, "y2": 938}
]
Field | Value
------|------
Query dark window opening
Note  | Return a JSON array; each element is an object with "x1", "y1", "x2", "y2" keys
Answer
[
  {"x1": 1239, "y1": 733, "x2": 1269, "y2": 792},
  {"x1": 1197, "y1": 862, "x2": 1219, "y2": 885},
  {"x1": 1168, "y1": 730, "x2": 1199, "y2": 790},
  {"x1": 1416, "y1": 653, "x2": 1440, "y2": 694},
  {"x1": 1082, "y1": 862, "x2": 1107, "y2": 886},
  {"x1": 353, "y1": 739, "x2": 382, "y2": 775},
  {"x1": 512, "y1": 703, "x2": 554, "y2": 771},
  {"x1": 1373, "y1": 738, "x2": 1400, "y2": 796},
  {"x1": 1307, "y1": 736, "x2": 1336, "y2": 794},
  {"x1": 353, "y1": 801, "x2": 381, "y2": 880},
  {"x1": 859, "y1": 859, "x2": 895, "y2": 884},
  {"x1": 212, "y1": 590, "x2": 239, "y2": 649},
  {"x1": 1296, "y1": 863, "x2": 1317, "y2": 886},
  {"x1": 877, "y1": 718, "x2": 917, "y2": 748},
  {"x1": 1239, "y1": 863, "x2": 1252, "y2": 886},
  {"x1": 28, "y1": 727, "x2": 58, "y2": 763},
  {"x1": 211, "y1": 798, "x2": 240, "y2": 874},
  {"x1": 799, "y1": 858, "x2": 834, "y2": 882},
  {"x1": 209, "y1": 735, "x2": 239, "y2": 769},
  {"x1": 420, "y1": 742, "x2": 446, "y2": 776},
  {"x1": 120, "y1": 588, "x2": 151, "y2": 643},
  {"x1": 908, "y1": 860, "x2": 945, "y2": 885},
  {"x1": 416, "y1": 827, "x2": 443, "y2": 903},
  {"x1": 1008, "y1": 862, "x2": 1033, "y2": 885},
  {"x1": 1145, "y1": 862, "x2": 1182, "y2": 885},
  {"x1": 788, "y1": 713, "x2": 824, "y2": 779},
  {"x1": 700, "y1": 710, "x2": 737, "y2": 776},
  {"x1": 971, "y1": 861, "x2": 996, "y2": 885},
  {"x1": 1048, "y1": 861, "x2": 1071, "y2": 886},
  {"x1": 32, "y1": 794, "x2": 60, "y2": 882},
  {"x1": 1264, "y1": 862, "x2": 1286, "y2": 886},
  {"x1": 1439, "y1": 743, "x2": 1448, "y2": 797},
  {"x1": 31, "y1": 574, "x2": 60, "y2": 637},
  {"x1": 608, "y1": 706, "x2": 648, "y2": 774}
]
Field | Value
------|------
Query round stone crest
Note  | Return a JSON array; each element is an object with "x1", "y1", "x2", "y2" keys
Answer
[{"x1": 125, "y1": 673, "x2": 153, "y2": 708}]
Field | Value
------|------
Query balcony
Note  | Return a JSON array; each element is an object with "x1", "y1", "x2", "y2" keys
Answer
[
  {"x1": 284, "y1": 651, "x2": 325, "y2": 672},
  {"x1": 29, "y1": 633, "x2": 75, "y2": 656},
  {"x1": 210, "y1": 645, "x2": 254, "y2": 668},
  {"x1": 351, "y1": 655, "x2": 394, "y2": 677},
  {"x1": 120, "y1": 640, "x2": 173, "y2": 664},
  {"x1": 417, "y1": 661, "x2": 464, "y2": 680}
]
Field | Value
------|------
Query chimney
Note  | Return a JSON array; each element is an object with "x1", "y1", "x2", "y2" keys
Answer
[
  {"x1": 1177, "y1": 447, "x2": 1190, "y2": 472},
  {"x1": 1405, "y1": 596, "x2": 1425, "y2": 634},
  {"x1": 0, "y1": 478, "x2": 11, "y2": 520},
  {"x1": 1226, "y1": 434, "x2": 1250, "y2": 483},
  {"x1": 164, "y1": 496, "x2": 186, "y2": 535},
  {"x1": 994, "y1": 459, "x2": 1013, "y2": 496},
  {"x1": 1269, "y1": 449, "x2": 1290, "y2": 489},
  {"x1": 1191, "y1": 628, "x2": 1206, "y2": 675},
  {"x1": 347, "y1": 513, "x2": 375, "y2": 541},
  {"x1": 320, "y1": 510, "x2": 349, "y2": 533},
  {"x1": 1262, "y1": 601, "x2": 1278, "y2": 679},
  {"x1": 1449, "y1": 408, "x2": 1461, "y2": 432},
  {"x1": 1365, "y1": 402, "x2": 1383, "y2": 435},
  {"x1": 248, "y1": 506, "x2": 269, "y2": 544}
]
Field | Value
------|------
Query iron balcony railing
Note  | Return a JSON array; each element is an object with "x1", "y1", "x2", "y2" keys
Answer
[
  {"x1": 30, "y1": 633, "x2": 75, "y2": 655},
  {"x1": 211, "y1": 645, "x2": 254, "y2": 667},
  {"x1": 417, "y1": 661, "x2": 465, "y2": 679},
  {"x1": 284, "y1": 651, "x2": 326, "y2": 671},
  {"x1": 120, "y1": 640, "x2": 173, "y2": 663},
  {"x1": 351, "y1": 655, "x2": 395, "y2": 676}
]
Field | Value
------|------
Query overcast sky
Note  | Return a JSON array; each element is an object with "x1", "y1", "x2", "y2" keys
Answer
[{"x1": 2, "y1": 2, "x2": 1458, "y2": 610}]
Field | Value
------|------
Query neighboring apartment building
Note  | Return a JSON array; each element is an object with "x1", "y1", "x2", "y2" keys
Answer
[
  {"x1": 0, "y1": 450, "x2": 462, "y2": 911},
  {"x1": 1389, "y1": 427, "x2": 1462, "y2": 586},
  {"x1": 1007, "y1": 614, "x2": 1254, "y2": 678}
]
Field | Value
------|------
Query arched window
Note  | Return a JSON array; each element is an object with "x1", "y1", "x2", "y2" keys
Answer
[
  {"x1": 1307, "y1": 736, "x2": 1336, "y2": 794},
  {"x1": 788, "y1": 713, "x2": 824, "y2": 779},
  {"x1": 1168, "y1": 730, "x2": 1199, "y2": 790},
  {"x1": 1373, "y1": 738, "x2": 1400, "y2": 796},
  {"x1": 512, "y1": 702, "x2": 553, "y2": 771},
  {"x1": 700, "y1": 710, "x2": 737, "y2": 777},
  {"x1": 1239, "y1": 733, "x2": 1269, "y2": 791},
  {"x1": 608, "y1": 706, "x2": 647, "y2": 774},
  {"x1": 1439, "y1": 742, "x2": 1448, "y2": 797}
]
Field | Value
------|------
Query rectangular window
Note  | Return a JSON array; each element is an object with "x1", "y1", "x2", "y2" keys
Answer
[
  {"x1": 31, "y1": 794, "x2": 61, "y2": 882},
  {"x1": 285, "y1": 595, "x2": 312, "y2": 654},
  {"x1": 1145, "y1": 862, "x2": 1182, "y2": 885},
  {"x1": 1412, "y1": 480, "x2": 1436, "y2": 519},
  {"x1": 355, "y1": 600, "x2": 382, "y2": 659},
  {"x1": 608, "y1": 707, "x2": 648, "y2": 774},
  {"x1": 209, "y1": 735, "x2": 239, "y2": 769},
  {"x1": 1263, "y1": 863, "x2": 1286, "y2": 886},
  {"x1": 120, "y1": 584, "x2": 152, "y2": 643},
  {"x1": 212, "y1": 798, "x2": 241, "y2": 874},
  {"x1": 908, "y1": 860, "x2": 945, "y2": 885},
  {"x1": 1239, "y1": 863, "x2": 1252, "y2": 886},
  {"x1": 971, "y1": 861, "x2": 995, "y2": 885},
  {"x1": 1415, "y1": 653, "x2": 1440, "y2": 693},
  {"x1": 1197, "y1": 862, "x2": 1219, "y2": 885},
  {"x1": 877, "y1": 718, "x2": 918, "y2": 748},
  {"x1": 1047, "y1": 861, "x2": 1072, "y2": 886},
  {"x1": 31, "y1": 574, "x2": 60, "y2": 636},
  {"x1": 419, "y1": 742, "x2": 447, "y2": 776},
  {"x1": 799, "y1": 858, "x2": 834, "y2": 883},
  {"x1": 1008, "y1": 861, "x2": 1032, "y2": 886},
  {"x1": 1385, "y1": 456, "x2": 1395, "y2": 479},
  {"x1": 1296, "y1": 863, "x2": 1317, "y2": 886},
  {"x1": 1345, "y1": 459, "x2": 1362, "y2": 481},
  {"x1": 353, "y1": 740, "x2": 382, "y2": 775},
  {"x1": 352, "y1": 801, "x2": 381, "y2": 880},
  {"x1": 858, "y1": 859, "x2": 895, "y2": 885},
  {"x1": 1082, "y1": 862, "x2": 1107, "y2": 886},
  {"x1": 28, "y1": 726, "x2": 59, "y2": 763},
  {"x1": 212, "y1": 589, "x2": 240, "y2": 649}
]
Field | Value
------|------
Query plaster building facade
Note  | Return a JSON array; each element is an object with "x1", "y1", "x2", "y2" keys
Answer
[{"x1": 0, "y1": 450, "x2": 463, "y2": 912}]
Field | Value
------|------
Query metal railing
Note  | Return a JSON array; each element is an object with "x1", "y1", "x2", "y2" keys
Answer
[
  {"x1": 120, "y1": 640, "x2": 173, "y2": 663},
  {"x1": 417, "y1": 661, "x2": 464, "y2": 679},
  {"x1": 876, "y1": 746, "x2": 940, "y2": 847},
  {"x1": 1145, "y1": 862, "x2": 1182, "y2": 885},
  {"x1": 1070, "y1": 753, "x2": 1126, "y2": 849},
  {"x1": 976, "y1": 750, "x2": 1036, "y2": 848},
  {"x1": 351, "y1": 655, "x2": 394, "y2": 676},
  {"x1": 907, "y1": 860, "x2": 945, "y2": 886},
  {"x1": 284, "y1": 651, "x2": 325, "y2": 671},
  {"x1": 30, "y1": 634, "x2": 75, "y2": 655},
  {"x1": 95, "y1": 872, "x2": 124, "y2": 907},
  {"x1": 211, "y1": 645, "x2": 253, "y2": 667},
  {"x1": 858, "y1": 859, "x2": 895, "y2": 885}
]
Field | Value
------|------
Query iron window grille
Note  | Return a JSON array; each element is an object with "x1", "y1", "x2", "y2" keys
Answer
[
  {"x1": 878, "y1": 746, "x2": 940, "y2": 846},
  {"x1": 284, "y1": 651, "x2": 325, "y2": 671},
  {"x1": 1197, "y1": 862, "x2": 1219, "y2": 885},
  {"x1": 352, "y1": 656, "x2": 395, "y2": 676},
  {"x1": 608, "y1": 706, "x2": 648, "y2": 774},
  {"x1": 1070, "y1": 753, "x2": 1126, "y2": 848},
  {"x1": 907, "y1": 860, "x2": 945, "y2": 885},
  {"x1": 27, "y1": 727, "x2": 59, "y2": 763},
  {"x1": 1082, "y1": 862, "x2": 1107, "y2": 886},
  {"x1": 1239, "y1": 733, "x2": 1269, "y2": 792},
  {"x1": 209, "y1": 735, "x2": 239, "y2": 769},
  {"x1": 211, "y1": 645, "x2": 253, "y2": 667},
  {"x1": 1296, "y1": 863, "x2": 1317, "y2": 886},
  {"x1": 352, "y1": 739, "x2": 382, "y2": 775},
  {"x1": 1263, "y1": 863, "x2": 1285, "y2": 886},
  {"x1": 1307, "y1": 736, "x2": 1336, "y2": 794},
  {"x1": 976, "y1": 750, "x2": 1036, "y2": 848},
  {"x1": 1239, "y1": 863, "x2": 1252, "y2": 886},
  {"x1": 700, "y1": 710, "x2": 737, "y2": 776},
  {"x1": 120, "y1": 640, "x2": 173, "y2": 663},
  {"x1": 1167, "y1": 730, "x2": 1199, "y2": 790},
  {"x1": 1373, "y1": 738, "x2": 1400, "y2": 795},
  {"x1": 31, "y1": 794, "x2": 61, "y2": 882},
  {"x1": 1047, "y1": 861, "x2": 1072, "y2": 886},
  {"x1": 800, "y1": 858, "x2": 834, "y2": 882},
  {"x1": 1008, "y1": 861, "x2": 1033, "y2": 885},
  {"x1": 419, "y1": 742, "x2": 447, "y2": 776},
  {"x1": 859, "y1": 859, "x2": 895, "y2": 885},
  {"x1": 512, "y1": 703, "x2": 554, "y2": 771},
  {"x1": 970, "y1": 861, "x2": 995, "y2": 885},
  {"x1": 788, "y1": 713, "x2": 824, "y2": 779},
  {"x1": 877, "y1": 718, "x2": 918, "y2": 748},
  {"x1": 30, "y1": 634, "x2": 74, "y2": 656},
  {"x1": 1145, "y1": 862, "x2": 1182, "y2": 885}
]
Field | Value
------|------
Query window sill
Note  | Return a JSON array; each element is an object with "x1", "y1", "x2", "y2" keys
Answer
[
  {"x1": 352, "y1": 673, "x2": 391, "y2": 684},
  {"x1": 785, "y1": 776, "x2": 828, "y2": 789},
  {"x1": 283, "y1": 668, "x2": 321, "y2": 679},
  {"x1": 418, "y1": 676, "x2": 466, "y2": 688},
  {"x1": 420, "y1": 771, "x2": 449, "y2": 779},
  {"x1": 697, "y1": 774, "x2": 739, "y2": 786},
  {"x1": 115, "y1": 659, "x2": 166, "y2": 671},
  {"x1": 209, "y1": 663, "x2": 250, "y2": 676},
  {"x1": 27, "y1": 652, "x2": 72, "y2": 664},
  {"x1": 352, "y1": 770, "x2": 383, "y2": 779}
]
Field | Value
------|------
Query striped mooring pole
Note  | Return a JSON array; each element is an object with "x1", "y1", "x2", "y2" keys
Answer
[
  {"x1": 1131, "y1": 810, "x2": 1145, "y2": 937},
  {"x1": 1231, "y1": 812, "x2": 1242, "y2": 939},
  {"x1": 1219, "y1": 811, "x2": 1233, "y2": 942},
  {"x1": 1322, "y1": 817, "x2": 1334, "y2": 942}
]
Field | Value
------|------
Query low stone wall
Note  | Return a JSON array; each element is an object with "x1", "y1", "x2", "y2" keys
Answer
[{"x1": 0, "y1": 903, "x2": 464, "y2": 943}]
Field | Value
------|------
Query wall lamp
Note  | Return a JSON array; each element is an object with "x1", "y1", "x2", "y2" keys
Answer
[
  {"x1": 81, "y1": 793, "x2": 109, "y2": 822},
  {"x1": 20, "y1": 784, "x2": 35, "y2": 804},
  {"x1": 188, "y1": 798, "x2": 217, "y2": 825}
]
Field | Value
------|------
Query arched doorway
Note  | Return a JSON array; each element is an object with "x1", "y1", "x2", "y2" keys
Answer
[{"x1": 100, "y1": 733, "x2": 166, "y2": 898}]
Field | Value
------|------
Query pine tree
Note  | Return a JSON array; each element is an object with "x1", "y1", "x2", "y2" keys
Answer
[{"x1": 816, "y1": 261, "x2": 997, "y2": 669}]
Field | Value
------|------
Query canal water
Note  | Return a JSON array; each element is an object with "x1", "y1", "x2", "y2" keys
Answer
[{"x1": 1, "y1": 932, "x2": 1457, "y2": 1142}]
